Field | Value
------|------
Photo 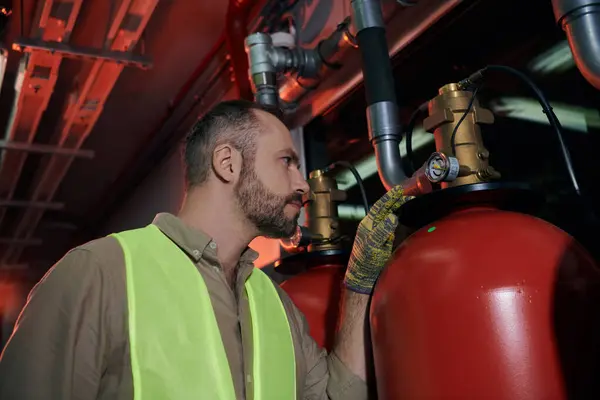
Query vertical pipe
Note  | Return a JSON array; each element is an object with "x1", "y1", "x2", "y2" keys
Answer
[{"x1": 351, "y1": 0, "x2": 405, "y2": 190}]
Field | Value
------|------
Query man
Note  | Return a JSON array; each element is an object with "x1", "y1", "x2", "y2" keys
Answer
[{"x1": 0, "y1": 100, "x2": 409, "y2": 399}]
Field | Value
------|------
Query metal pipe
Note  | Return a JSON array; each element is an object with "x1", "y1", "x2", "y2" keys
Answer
[
  {"x1": 246, "y1": 32, "x2": 280, "y2": 109},
  {"x1": 279, "y1": 17, "x2": 356, "y2": 105},
  {"x1": 12, "y1": 37, "x2": 153, "y2": 70},
  {"x1": 289, "y1": 0, "x2": 461, "y2": 134},
  {"x1": 246, "y1": 18, "x2": 355, "y2": 109},
  {"x1": 351, "y1": 0, "x2": 405, "y2": 190},
  {"x1": 245, "y1": 31, "x2": 317, "y2": 109},
  {"x1": 552, "y1": 0, "x2": 600, "y2": 90}
]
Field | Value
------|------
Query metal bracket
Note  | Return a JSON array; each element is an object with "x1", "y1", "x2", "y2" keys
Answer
[
  {"x1": 12, "y1": 37, "x2": 153, "y2": 70},
  {"x1": 0, "y1": 141, "x2": 95, "y2": 158}
]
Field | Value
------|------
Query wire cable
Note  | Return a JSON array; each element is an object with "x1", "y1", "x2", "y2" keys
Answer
[
  {"x1": 459, "y1": 64, "x2": 581, "y2": 195},
  {"x1": 450, "y1": 85, "x2": 479, "y2": 155},
  {"x1": 325, "y1": 161, "x2": 370, "y2": 214}
]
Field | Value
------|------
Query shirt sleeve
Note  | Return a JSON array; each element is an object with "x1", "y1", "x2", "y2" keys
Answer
[
  {"x1": 276, "y1": 286, "x2": 369, "y2": 400},
  {"x1": 0, "y1": 248, "x2": 111, "y2": 400}
]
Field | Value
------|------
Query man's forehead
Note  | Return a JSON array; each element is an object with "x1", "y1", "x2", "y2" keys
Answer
[
  {"x1": 254, "y1": 108, "x2": 287, "y2": 130},
  {"x1": 254, "y1": 110, "x2": 294, "y2": 143}
]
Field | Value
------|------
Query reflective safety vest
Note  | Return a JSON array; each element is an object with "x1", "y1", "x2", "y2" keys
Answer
[{"x1": 111, "y1": 224, "x2": 296, "y2": 399}]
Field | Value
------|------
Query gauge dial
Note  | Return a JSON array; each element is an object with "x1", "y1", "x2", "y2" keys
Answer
[{"x1": 425, "y1": 152, "x2": 460, "y2": 183}]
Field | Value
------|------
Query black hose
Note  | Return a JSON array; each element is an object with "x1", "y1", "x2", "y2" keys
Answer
[
  {"x1": 355, "y1": 27, "x2": 398, "y2": 105},
  {"x1": 325, "y1": 161, "x2": 370, "y2": 215},
  {"x1": 450, "y1": 85, "x2": 479, "y2": 156},
  {"x1": 459, "y1": 65, "x2": 581, "y2": 195}
]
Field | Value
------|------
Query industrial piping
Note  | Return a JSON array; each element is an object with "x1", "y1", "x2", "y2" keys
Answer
[
  {"x1": 350, "y1": 0, "x2": 406, "y2": 190},
  {"x1": 245, "y1": 19, "x2": 356, "y2": 110},
  {"x1": 552, "y1": 0, "x2": 600, "y2": 90}
]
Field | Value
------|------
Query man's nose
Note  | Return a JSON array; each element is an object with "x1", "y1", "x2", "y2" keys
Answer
[{"x1": 293, "y1": 169, "x2": 310, "y2": 194}]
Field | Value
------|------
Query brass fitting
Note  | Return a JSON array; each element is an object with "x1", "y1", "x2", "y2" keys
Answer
[
  {"x1": 303, "y1": 169, "x2": 347, "y2": 252},
  {"x1": 423, "y1": 83, "x2": 498, "y2": 188}
]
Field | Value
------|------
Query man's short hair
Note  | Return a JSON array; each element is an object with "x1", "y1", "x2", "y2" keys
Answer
[{"x1": 183, "y1": 99, "x2": 268, "y2": 188}]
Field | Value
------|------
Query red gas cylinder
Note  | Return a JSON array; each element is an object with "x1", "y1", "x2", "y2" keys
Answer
[
  {"x1": 281, "y1": 264, "x2": 345, "y2": 350},
  {"x1": 371, "y1": 206, "x2": 600, "y2": 399}
]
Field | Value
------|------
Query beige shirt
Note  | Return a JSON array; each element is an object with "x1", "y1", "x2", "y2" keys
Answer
[{"x1": 0, "y1": 213, "x2": 367, "y2": 399}]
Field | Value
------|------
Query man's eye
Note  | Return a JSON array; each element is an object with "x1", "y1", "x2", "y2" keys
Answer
[{"x1": 282, "y1": 157, "x2": 292, "y2": 165}]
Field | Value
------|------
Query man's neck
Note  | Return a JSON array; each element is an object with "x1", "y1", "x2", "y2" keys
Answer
[{"x1": 178, "y1": 186, "x2": 256, "y2": 283}]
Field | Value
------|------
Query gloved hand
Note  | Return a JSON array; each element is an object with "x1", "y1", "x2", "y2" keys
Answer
[{"x1": 344, "y1": 184, "x2": 411, "y2": 294}]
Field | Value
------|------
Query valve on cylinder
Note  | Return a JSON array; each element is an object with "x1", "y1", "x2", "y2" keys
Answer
[
  {"x1": 303, "y1": 169, "x2": 348, "y2": 252},
  {"x1": 423, "y1": 83, "x2": 499, "y2": 188},
  {"x1": 279, "y1": 168, "x2": 347, "y2": 253},
  {"x1": 276, "y1": 167, "x2": 350, "y2": 351}
]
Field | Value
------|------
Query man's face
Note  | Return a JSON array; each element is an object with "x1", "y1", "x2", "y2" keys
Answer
[{"x1": 234, "y1": 111, "x2": 309, "y2": 238}]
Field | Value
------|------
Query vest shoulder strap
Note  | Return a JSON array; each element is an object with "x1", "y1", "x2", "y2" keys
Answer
[
  {"x1": 112, "y1": 225, "x2": 237, "y2": 400},
  {"x1": 246, "y1": 267, "x2": 296, "y2": 399}
]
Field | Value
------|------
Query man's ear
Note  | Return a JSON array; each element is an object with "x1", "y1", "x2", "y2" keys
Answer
[{"x1": 212, "y1": 144, "x2": 242, "y2": 183}]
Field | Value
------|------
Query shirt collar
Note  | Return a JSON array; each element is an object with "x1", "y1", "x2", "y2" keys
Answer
[{"x1": 151, "y1": 213, "x2": 259, "y2": 265}]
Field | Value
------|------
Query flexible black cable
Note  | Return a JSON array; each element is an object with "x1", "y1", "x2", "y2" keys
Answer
[
  {"x1": 450, "y1": 85, "x2": 480, "y2": 156},
  {"x1": 404, "y1": 101, "x2": 429, "y2": 176},
  {"x1": 460, "y1": 64, "x2": 581, "y2": 195},
  {"x1": 326, "y1": 161, "x2": 370, "y2": 214}
]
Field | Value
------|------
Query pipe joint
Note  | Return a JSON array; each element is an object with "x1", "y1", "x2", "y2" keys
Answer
[
  {"x1": 367, "y1": 101, "x2": 401, "y2": 143},
  {"x1": 245, "y1": 32, "x2": 323, "y2": 107},
  {"x1": 351, "y1": 0, "x2": 385, "y2": 33},
  {"x1": 245, "y1": 33, "x2": 278, "y2": 108},
  {"x1": 246, "y1": 32, "x2": 275, "y2": 75},
  {"x1": 552, "y1": 0, "x2": 600, "y2": 21},
  {"x1": 552, "y1": 0, "x2": 600, "y2": 90}
]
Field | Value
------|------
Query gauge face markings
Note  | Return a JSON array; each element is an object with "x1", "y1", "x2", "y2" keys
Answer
[{"x1": 426, "y1": 152, "x2": 449, "y2": 183}]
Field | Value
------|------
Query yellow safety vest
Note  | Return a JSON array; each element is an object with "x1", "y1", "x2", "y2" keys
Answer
[{"x1": 111, "y1": 224, "x2": 296, "y2": 399}]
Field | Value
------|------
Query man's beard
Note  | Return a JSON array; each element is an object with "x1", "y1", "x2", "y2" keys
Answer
[{"x1": 235, "y1": 163, "x2": 302, "y2": 239}]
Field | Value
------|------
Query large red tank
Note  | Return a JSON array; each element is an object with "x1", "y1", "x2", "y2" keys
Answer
[
  {"x1": 371, "y1": 206, "x2": 600, "y2": 399},
  {"x1": 280, "y1": 264, "x2": 345, "y2": 351}
]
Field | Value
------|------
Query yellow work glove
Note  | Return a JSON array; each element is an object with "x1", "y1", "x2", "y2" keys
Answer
[{"x1": 344, "y1": 185, "x2": 410, "y2": 294}]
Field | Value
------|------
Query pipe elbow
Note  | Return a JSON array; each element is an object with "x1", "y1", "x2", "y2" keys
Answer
[
  {"x1": 374, "y1": 140, "x2": 406, "y2": 190},
  {"x1": 553, "y1": 0, "x2": 600, "y2": 90},
  {"x1": 368, "y1": 102, "x2": 406, "y2": 190}
]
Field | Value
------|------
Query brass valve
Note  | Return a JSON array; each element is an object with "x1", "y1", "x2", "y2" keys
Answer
[
  {"x1": 302, "y1": 169, "x2": 347, "y2": 252},
  {"x1": 423, "y1": 83, "x2": 499, "y2": 189}
]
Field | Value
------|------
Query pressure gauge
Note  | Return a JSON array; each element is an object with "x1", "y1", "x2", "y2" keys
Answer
[{"x1": 425, "y1": 152, "x2": 460, "y2": 183}]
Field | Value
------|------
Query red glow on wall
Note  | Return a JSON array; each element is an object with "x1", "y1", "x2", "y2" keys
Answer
[{"x1": 0, "y1": 281, "x2": 21, "y2": 315}]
